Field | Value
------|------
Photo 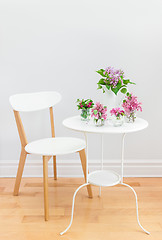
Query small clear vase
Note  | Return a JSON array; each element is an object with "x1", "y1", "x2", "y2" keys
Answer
[
  {"x1": 94, "y1": 118, "x2": 105, "y2": 127},
  {"x1": 81, "y1": 109, "x2": 90, "y2": 121},
  {"x1": 125, "y1": 112, "x2": 136, "y2": 123},
  {"x1": 112, "y1": 116, "x2": 124, "y2": 127}
]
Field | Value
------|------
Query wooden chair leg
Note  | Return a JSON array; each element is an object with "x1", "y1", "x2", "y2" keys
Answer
[
  {"x1": 53, "y1": 156, "x2": 57, "y2": 180},
  {"x1": 79, "y1": 149, "x2": 93, "y2": 198},
  {"x1": 13, "y1": 148, "x2": 27, "y2": 196},
  {"x1": 43, "y1": 156, "x2": 49, "y2": 221}
]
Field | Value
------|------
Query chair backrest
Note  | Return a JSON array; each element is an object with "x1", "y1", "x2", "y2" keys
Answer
[
  {"x1": 9, "y1": 91, "x2": 61, "y2": 148},
  {"x1": 9, "y1": 91, "x2": 61, "y2": 112}
]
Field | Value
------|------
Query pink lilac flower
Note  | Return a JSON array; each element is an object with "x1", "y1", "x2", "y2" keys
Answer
[
  {"x1": 77, "y1": 99, "x2": 94, "y2": 110},
  {"x1": 110, "y1": 108, "x2": 125, "y2": 118},
  {"x1": 122, "y1": 93, "x2": 142, "y2": 117},
  {"x1": 87, "y1": 102, "x2": 92, "y2": 108},
  {"x1": 91, "y1": 102, "x2": 107, "y2": 120}
]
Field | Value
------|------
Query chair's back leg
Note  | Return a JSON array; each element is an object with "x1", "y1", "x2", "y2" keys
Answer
[
  {"x1": 79, "y1": 149, "x2": 93, "y2": 198},
  {"x1": 14, "y1": 148, "x2": 27, "y2": 196},
  {"x1": 49, "y1": 107, "x2": 57, "y2": 180},
  {"x1": 43, "y1": 156, "x2": 49, "y2": 221},
  {"x1": 53, "y1": 156, "x2": 57, "y2": 180}
]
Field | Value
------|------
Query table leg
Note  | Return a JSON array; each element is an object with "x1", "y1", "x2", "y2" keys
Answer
[
  {"x1": 120, "y1": 133, "x2": 150, "y2": 235},
  {"x1": 121, "y1": 133, "x2": 126, "y2": 183},
  {"x1": 99, "y1": 134, "x2": 104, "y2": 197},
  {"x1": 60, "y1": 183, "x2": 90, "y2": 235},
  {"x1": 121, "y1": 182, "x2": 150, "y2": 235},
  {"x1": 84, "y1": 132, "x2": 89, "y2": 184}
]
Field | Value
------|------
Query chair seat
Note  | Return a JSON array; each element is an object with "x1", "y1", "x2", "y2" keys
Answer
[{"x1": 25, "y1": 137, "x2": 86, "y2": 156}]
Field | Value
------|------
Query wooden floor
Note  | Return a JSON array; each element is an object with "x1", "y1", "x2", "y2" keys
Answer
[{"x1": 0, "y1": 177, "x2": 162, "y2": 240}]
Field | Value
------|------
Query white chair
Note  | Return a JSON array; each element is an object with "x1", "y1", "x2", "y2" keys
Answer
[{"x1": 9, "y1": 91, "x2": 92, "y2": 221}]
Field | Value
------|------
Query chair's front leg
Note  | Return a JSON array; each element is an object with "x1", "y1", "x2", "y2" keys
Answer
[
  {"x1": 13, "y1": 148, "x2": 27, "y2": 196},
  {"x1": 79, "y1": 149, "x2": 93, "y2": 198},
  {"x1": 43, "y1": 156, "x2": 49, "y2": 221}
]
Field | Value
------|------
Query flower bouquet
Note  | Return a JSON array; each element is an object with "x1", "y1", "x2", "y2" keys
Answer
[
  {"x1": 91, "y1": 102, "x2": 107, "y2": 127},
  {"x1": 110, "y1": 107, "x2": 125, "y2": 127},
  {"x1": 122, "y1": 93, "x2": 142, "y2": 123},
  {"x1": 97, "y1": 66, "x2": 135, "y2": 95},
  {"x1": 77, "y1": 99, "x2": 94, "y2": 121}
]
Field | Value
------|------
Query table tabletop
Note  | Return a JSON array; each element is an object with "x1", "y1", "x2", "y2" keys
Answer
[{"x1": 63, "y1": 115, "x2": 148, "y2": 134}]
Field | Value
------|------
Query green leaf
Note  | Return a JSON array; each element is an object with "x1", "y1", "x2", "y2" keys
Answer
[
  {"x1": 104, "y1": 72, "x2": 109, "y2": 78},
  {"x1": 106, "y1": 85, "x2": 110, "y2": 90},
  {"x1": 98, "y1": 78, "x2": 105, "y2": 85},
  {"x1": 111, "y1": 86, "x2": 119, "y2": 95},
  {"x1": 123, "y1": 79, "x2": 136, "y2": 85},
  {"x1": 96, "y1": 69, "x2": 105, "y2": 77},
  {"x1": 123, "y1": 79, "x2": 130, "y2": 85},
  {"x1": 120, "y1": 88, "x2": 127, "y2": 94},
  {"x1": 97, "y1": 84, "x2": 102, "y2": 89},
  {"x1": 117, "y1": 79, "x2": 122, "y2": 88},
  {"x1": 93, "y1": 110, "x2": 98, "y2": 115}
]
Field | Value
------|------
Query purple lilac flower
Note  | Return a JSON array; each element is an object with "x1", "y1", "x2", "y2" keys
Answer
[{"x1": 104, "y1": 66, "x2": 124, "y2": 88}]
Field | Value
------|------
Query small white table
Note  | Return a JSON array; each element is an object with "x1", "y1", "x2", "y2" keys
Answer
[{"x1": 60, "y1": 116, "x2": 150, "y2": 235}]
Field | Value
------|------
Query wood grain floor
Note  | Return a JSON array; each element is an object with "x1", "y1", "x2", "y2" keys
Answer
[{"x1": 0, "y1": 177, "x2": 162, "y2": 240}]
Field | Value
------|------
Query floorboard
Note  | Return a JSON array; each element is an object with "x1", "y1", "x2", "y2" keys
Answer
[{"x1": 0, "y1": 177, "x2": 162, "y2": 240}]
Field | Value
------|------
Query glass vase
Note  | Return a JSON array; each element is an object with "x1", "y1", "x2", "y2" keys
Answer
[
  {"x1": 125, "y1": 112, "x2": 136, "y2": 123},
  {"x1": 112, "y1": 116, "x2": 124, "y2": 127},
  {"x1": 81, "y1": 109, "x2": 90, "y2": 121},
  {"x1": 94, "y1": 118, "x2": 105, "y2": 127}
]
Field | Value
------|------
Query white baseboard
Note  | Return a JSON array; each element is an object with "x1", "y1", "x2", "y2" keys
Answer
[{"x1": 0, "y1": 159, "x2": 162, "y2": 177}]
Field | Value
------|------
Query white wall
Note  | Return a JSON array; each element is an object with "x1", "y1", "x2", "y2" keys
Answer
[{"x1": 0, "y1": 0, "x2": 162, "y2": 177}]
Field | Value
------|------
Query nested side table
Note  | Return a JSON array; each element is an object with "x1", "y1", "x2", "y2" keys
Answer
[{"x1": 60, "y1": 116, "x2": 150, "y2": 235}]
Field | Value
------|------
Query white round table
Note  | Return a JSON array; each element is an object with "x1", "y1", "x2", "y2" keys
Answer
[
  {"x1": 60, "y1": 116, "x2": 150, "y2": 235},
  {"x1": 63, "y1": 116, "x2": 148, "y2": 185},
  {"x1": 63, "y1": 115, "x2": 148, "y2": 134}
]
